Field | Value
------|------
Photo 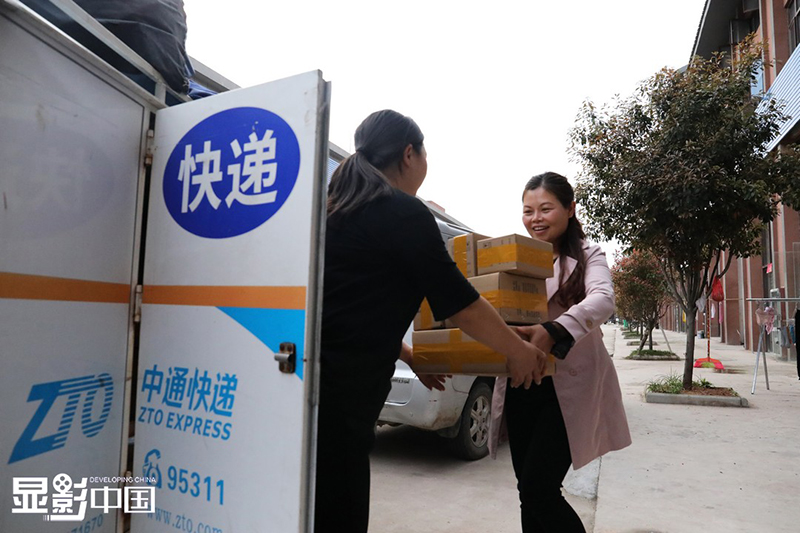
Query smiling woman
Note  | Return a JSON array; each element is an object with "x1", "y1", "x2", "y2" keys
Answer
[{"x1": 491, "y1": 171, "x2": 631, "y2": 533}]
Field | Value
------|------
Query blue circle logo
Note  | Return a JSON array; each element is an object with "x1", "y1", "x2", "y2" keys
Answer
[{"x1": 163, "y1": 107, "x2": 301, "y2": 238}]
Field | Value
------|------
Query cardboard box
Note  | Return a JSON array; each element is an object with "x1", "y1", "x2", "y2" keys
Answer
[
  {"x1": 469, "y1": 272, "x2": 548, "y2": 325},
  {"x1": 446, "y1": 233, "x2": 490, "y2": 278},
  {"x1": 412, "y1": 328, "x2": 557, "y2": 377},
  {"x1": 415, "y1": 272, "x2": 548, "y2": 330},
  {"x1": 414, "y1": 298, "x2": 446, "y2": 330},
  {"x1": 477, "y1": 234, "x2": 553, "y2": 279}
]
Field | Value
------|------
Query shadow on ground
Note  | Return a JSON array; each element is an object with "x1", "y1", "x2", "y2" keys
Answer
[{"x1": 372, "y1": 425, "x2": 472, "y2": 469}]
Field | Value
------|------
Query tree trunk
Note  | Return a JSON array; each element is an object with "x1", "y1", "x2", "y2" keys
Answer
[
  {"x1": 648, "y1": 323, "x2": 654, "y2": 351},
  {"x1": 637, "y1": 331, "x2": 647, "y2": 353},
  {"x1": 683, "y1": 309, "x2": 697, "y2": 389}
]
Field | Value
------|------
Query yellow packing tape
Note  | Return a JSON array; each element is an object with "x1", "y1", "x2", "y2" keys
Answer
[
  {"x1": 478, "y1": 244, "x2": 552, "y2": 270},
  {"x1": 482, "y1": 289, "x2": 547, "y2": 310},
  {"x1": 452, "y1": 235, "x2": 468, "y2": 276},
  {"x1": 414, "y1": 329, "x2": 556, "y2": 375},
  {"x1": 415, "y1": 336, "x2": 505, "y2": 374},
  {"x1": 415, "y1": 337, "x2": 556, "y2": 375},
  {"x1": 418, "y1": 298, "x2": 435, "y2": 329}
]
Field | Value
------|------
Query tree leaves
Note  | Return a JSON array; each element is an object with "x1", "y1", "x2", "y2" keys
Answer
[
  {"x1": 612, "y1": 249, "x2": 671, "y2": 324},
  {"x1": 571, "y1": 37, "x2": 797, "y2": 276},
  {"x1": 569, "y1": 37, "x2": 800, "y2": 386}
]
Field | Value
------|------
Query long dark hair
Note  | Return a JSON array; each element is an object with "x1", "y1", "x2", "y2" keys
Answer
[
  {"x1": 523, "y1": 172, "x2": 587, "y2": 307},
  {"x1": 327, "y1": 110, "x2": 424, "y2": 218}
]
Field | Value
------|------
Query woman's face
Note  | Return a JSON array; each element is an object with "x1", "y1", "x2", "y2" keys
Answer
[
  {"x1": 522, "y1": 187, "x2": 575, "y2": 248},
  {"x1": 409, "y1": 144, "x2": 428, "y2": 189},
  {"x1": 402, "y1": 144, "x2": 428, "y2": 195}
]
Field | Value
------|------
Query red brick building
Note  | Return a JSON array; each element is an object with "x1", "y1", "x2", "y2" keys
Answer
[{"x1": 661, "y1": 0, "x2": 799, "y2": 362}]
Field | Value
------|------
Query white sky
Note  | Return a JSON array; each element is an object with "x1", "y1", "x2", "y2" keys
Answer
[{"x1": 185, "y1": 0, "x2": 708, "y2": 261}]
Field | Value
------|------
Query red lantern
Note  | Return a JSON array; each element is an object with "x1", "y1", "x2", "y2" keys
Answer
[{"x1": 710, "y1": 276, "x2": 724, "y2": 302}]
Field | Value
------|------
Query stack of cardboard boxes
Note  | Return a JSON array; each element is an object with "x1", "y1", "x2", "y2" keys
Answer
[{"x1": 413, "y1": 233, "x2": 556, "y2": 376}]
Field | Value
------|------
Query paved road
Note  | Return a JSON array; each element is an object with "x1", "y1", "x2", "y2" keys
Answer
[
  {"x1": 594, "y1": 325, "x2": 800, "y2": 533},
  {"x1": 370, "y1": 325, "x2": 800, "y2": 532},
  {"x1": 367, "y1": 326, "x2": 618, "y2": 532}
]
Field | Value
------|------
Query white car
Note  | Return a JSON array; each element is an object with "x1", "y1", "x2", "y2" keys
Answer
[{"x1": 377, "y1": 207, "x2": 494, "y2": 460}]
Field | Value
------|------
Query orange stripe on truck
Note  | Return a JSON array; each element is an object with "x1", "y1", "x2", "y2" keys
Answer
[
  {"x1": 0, "y1": 272, "x2": 130, "y2": 303},
  {"x1": 142, "y1": 285, "x2": 307, "y2": 309}
]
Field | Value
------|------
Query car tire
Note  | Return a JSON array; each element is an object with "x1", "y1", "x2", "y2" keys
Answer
[{"x1": 448, "y1": 382, "x2": 492, "y2": 461}]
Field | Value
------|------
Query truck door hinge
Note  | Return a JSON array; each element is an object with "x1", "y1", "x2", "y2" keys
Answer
[
  {"x1": 144, "y1": 129, "x2": 155, "y2": 167},
  {"x1": 133, "y1": 284, "x2": 143, "y2": 323},
  {"x1": 275, "y1": 343, "x2": 296, "y2": 374}
]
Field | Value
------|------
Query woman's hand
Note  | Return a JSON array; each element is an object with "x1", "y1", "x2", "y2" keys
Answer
[
  {"x1": 448, "y1": 297, "x2": 552, "y2": 389},
  {"x1": 512, "y1": 324, "x2": 555, "y2": 355},
  {"x1": 505, "y1": 341, "x2": 548, "y2": 389},
  {"x1": 399, "y1": 341, "x2": 449, "y2": 391},
  {"x1": 416, "y1": 373, "x2": 449, "y2": 392}
]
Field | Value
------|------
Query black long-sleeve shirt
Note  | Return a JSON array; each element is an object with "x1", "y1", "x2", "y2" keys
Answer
[{"x1": 320, "y1": 189, "x2": 479, "y2": 403}]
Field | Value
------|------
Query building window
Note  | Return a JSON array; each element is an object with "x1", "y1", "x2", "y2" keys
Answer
[
  {"x1": 751, "y1": 59, "x2": 765, "y2": 96},
  {"x1": 789, "y1": 0, "x2": 800, "y2": 52}
]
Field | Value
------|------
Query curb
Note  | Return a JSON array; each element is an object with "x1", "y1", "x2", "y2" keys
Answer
[
  {"x1": 625, "y1": 355, "x2": 681, "y2": 361},
  {"x1": 644, "y1": 391, "x2": 749, "y2": 408}
]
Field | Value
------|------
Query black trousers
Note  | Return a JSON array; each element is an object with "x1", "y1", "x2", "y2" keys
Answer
[
  {"x1": 505, "y1": 377, "x2": 586, "y2": 533},
  {"x1": 314, "y1": 379, "x2": 386, "y2": 533}
]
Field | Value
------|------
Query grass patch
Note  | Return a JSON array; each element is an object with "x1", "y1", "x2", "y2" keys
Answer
[
  {"x1": 626, "y1": 340, "x2": 659, "y2": 346},
  {"x1": 646, "y1": 372, "x2": 711, "y2": 393},
  {"x1": 646, "y1": 372, "x2": 739, "y2": 397},
  {"x1": 630, "y1": 349, "x2": 674, "y2": 356},
  {"x1": 622, "y1": 332, "x2": 641, "y2": 339}
]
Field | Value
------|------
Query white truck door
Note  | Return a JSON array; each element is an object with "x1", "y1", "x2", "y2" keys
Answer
[
  {"x1": 0, "y1": 4, "x2": 156, "y2": 532},
  {"x1": 131, "y1": 71, "x2": 329, "y2": 533}
]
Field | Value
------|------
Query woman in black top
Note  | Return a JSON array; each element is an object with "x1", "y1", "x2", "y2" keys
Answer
[{"x1": 316, "y1": 109, "x2": 548, "y2": 533}]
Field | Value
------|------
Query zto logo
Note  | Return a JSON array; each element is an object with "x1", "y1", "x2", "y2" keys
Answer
[
  {"x1": 163, "y1": 107, "x2": 301, "y2": 238},
  {"x1": 9, "y1": 374, "x2": 114, "y2": 464}
]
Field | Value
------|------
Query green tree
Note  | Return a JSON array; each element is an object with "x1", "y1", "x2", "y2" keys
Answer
[
  {"x1": 569, "y1": 37, "x2": 800, "y2": 389},
  {"x1": 611, "y1": 250, "x2": 671, "y2": 353},
  {"x1": 612, "y1": 259, "x2": 636, "y2": 333}
]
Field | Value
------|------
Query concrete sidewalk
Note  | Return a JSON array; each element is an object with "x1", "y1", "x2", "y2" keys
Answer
[{"x1": 592, "y1": 325, "x2": 800, "y2": 533}]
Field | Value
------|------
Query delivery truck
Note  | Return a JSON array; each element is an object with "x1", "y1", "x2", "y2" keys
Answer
[{"x1": 1, "y1": 1, "x2": 330, "y2": 531}]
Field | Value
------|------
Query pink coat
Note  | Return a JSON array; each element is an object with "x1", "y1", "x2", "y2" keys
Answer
[{"x1": 489, "y1": 242, "x2": 631, "y2": 469}]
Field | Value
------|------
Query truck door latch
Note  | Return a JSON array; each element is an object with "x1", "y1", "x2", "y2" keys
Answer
[{"x1": 274, "y1": 343, "x2": 296, "y2": 374}]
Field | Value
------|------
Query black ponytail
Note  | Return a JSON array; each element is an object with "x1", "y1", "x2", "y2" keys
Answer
[{"x1": 328, "y1": 110, "x2": 424, "y2": 219}]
